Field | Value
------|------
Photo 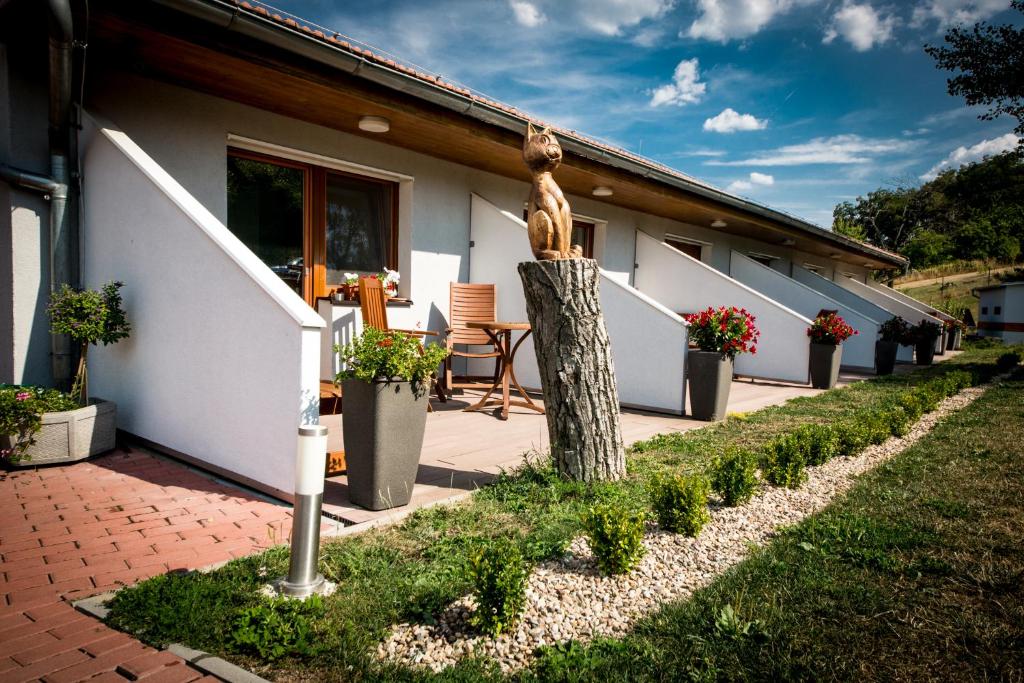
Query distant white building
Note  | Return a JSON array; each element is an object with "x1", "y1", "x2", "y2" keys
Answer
[{"x1": 976, "y1": 282, "x2": 1024, "y2": 345}]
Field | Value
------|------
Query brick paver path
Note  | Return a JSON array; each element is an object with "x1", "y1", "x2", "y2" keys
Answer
[{"x1": 1, "y1": 447, "x2": 297, "y2": 682}]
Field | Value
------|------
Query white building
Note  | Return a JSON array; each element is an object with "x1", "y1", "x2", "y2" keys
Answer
[
  {"x1": 976, "y1": 282, "x2": 1024, "y2": 345},
  {"x1": 4, "y1": 0, "x2": 951, "y2": 498}
]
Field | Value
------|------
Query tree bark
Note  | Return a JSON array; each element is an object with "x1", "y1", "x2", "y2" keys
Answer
[{"x1": 518, "y1": 259, "x2": 625, "y2": 481}]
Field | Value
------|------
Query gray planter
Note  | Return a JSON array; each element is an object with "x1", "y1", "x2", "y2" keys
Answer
[
  {"x1": 946, "y1": 328, "x2": 962, "y2": 351},
  {"x1": 936, "y1": 330, "x2": 947, "y2": 356},
  {"x1": 809, "y1": 343, "x2": 842, "y2": 389},
  {"x1": 341, "y1": 378, "x2": 427, "y2": 511},
  {"x1": 687, "y1": 351, "x2": 733, "y2": 421},
  {"x1": 4, "y1": 399, "x2": 117, "y2": 467},
  {"x1": 875, "y1": 340, "x2": 899, "y2": 375},
  {"x1": 915, "y1": 338, "x2": 937, "y2": 366}
]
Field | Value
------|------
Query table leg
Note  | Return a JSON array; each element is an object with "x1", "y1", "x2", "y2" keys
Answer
[{"x1": 501, "y1": 330, "x2": 511, "y2": 420}]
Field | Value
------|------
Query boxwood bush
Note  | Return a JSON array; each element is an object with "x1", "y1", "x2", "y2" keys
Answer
[
  {"x1": 710, "y1": 448, "x2": 760, "y2": 505},
  {"x1": 581, "y1": 504, "x2": 647, "y2": 575},
  {"x1": 651, "y1": 474, "x2": 711, "y2": 536},
  {"x1": 762, "y1": 434, "x2": 808, "y2": 488},
  {"x1": 469, "y1": 541, "x2": 530, "y2": 637}
]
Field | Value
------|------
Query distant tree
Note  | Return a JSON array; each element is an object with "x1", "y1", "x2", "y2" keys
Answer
[
  {"x1": 902, "y1": 230, "x2": 953, "y2": 268},
  {"x1": 831, "y1": 214, "x2": 866, "y2": 241},
  {"x1": 925, "y1": 0, "x2": 1024, "y2": 144}
]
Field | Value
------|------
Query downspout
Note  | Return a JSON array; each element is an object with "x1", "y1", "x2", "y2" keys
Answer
[{"x1": 48, "y1": 0, "x2": 74, "y2": 389}]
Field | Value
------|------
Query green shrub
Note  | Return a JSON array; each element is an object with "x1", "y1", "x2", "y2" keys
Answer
[
  {"x1": 762, "y1": 435, "x2": 808, "y2": 488},
  {"x1": 581, "y1": 504, "x2": 646, "y2": 575},
  {"x1": 997, "y1": 350, "x2": 1022, "y2": 371},
  {"x1": 861, "y1": 410, "x2": 894, "y2": 445},
  {"x1": 910, "y1": 384, "x2": 941, "y2": 413},
  {"x1": 882, "y1": 406, "x2": 912, "y2": 437},
  {"x1": 651, "y1": 474, "x2": 711, "y2": 536},
  {"x1": 897, "y1": 391, "x2": 925, "y2": 422},
  {"x1": 834, "y1": 420, "x2": 872, "y2": 456},
  {"x1": 230, "y1": 595, "x2": 323, "y2": 661},
  {"x1": 793, "y1": 424, "x2": 841, "y2": 466},
  {"x1": 710, "y1": 448, "x2": 759, "y2": 505},
  {"x1": 469, "y1": 541, "x2": 530, "y2": 636},
  {"x1": 945, "y1": 370, "x2": 973, "y2": 393}
]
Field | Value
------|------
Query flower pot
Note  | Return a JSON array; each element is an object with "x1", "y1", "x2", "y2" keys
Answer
[
  {"x1": 687, "y1": 351, "x2": 733, "y2": 421},
  {"x1": 915, "y1": 338, "x2": 937, "y2": 366},
  {"x1": 3, "y1": 399, "x2": 117, "y2": 466},
  {"x1": 875, "y1": 340, "x2": 899, "y2": 375},
  {"x1": 809, "y1": 342, "x2": 842, "y2": 389},
  {"x1": 936, "y1": 329, "x2": 947, "y2": 356},
  {"x1": 341, "y1": 283, "x2": 358, "y2": 301},
  {"x1": 946, "y1": 328, "x2": 962, "y2": 351},
  {"x1": 341, "y1": 378, "x2": 427, "y2": 510}
]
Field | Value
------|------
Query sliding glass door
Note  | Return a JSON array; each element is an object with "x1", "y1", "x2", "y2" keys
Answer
[{"x1": 226, "y1": 149, "x2": 397, "y2": 307}]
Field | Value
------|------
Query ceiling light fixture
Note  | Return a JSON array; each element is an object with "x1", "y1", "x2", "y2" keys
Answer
[
  {"x1": 592, "y1": 186, "x2": 613, "y2": 197},
  {"x1": 358, "y1": 115, "x2": 390, "y2": 133},
  {"x1": 863, "y1": 262, "x2": 874, "y2": 268},
  {"x1": 780, "y1": 238, "x2": 796, "y2": 246},
  {"x1": 829, "y1": 253, "x2": 842, "y2": 259},
  {"x1": 711, "y1": 219, "x2": 727, "y2": 228}
]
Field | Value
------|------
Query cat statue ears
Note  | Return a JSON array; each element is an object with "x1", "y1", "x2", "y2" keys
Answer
[{"x1": 526, "y1": 122, "x2": 552, "y2": 138}]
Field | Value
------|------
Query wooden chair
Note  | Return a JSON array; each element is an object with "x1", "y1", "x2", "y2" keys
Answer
[
  {"x1": 445, "y1": 282, "x2": 501, "y2": 398},
  {"x1": 358, "y1": 276, "x2": 447, "y2": 406}
]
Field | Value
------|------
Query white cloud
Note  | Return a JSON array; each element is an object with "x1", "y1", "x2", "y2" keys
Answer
[
  {"x1": 823, "y1": 2, "x2": 898, "y2": 51},
  {"x1": 650, "y1": 58, "x2": 706, "y2": 106},
  {"x1": 707, "y1": 134, "x2": 915, "y2": 166},
  {"x1": 509, "y1": 0, "x2": 546, "y2": 27},
  {"x1": 703, "y1": 108, "x2": 769, "y2": 133},
  {"x1": 686, "y1": 0, "x2": 819, "y2": 42},
  {"x1": 580, "y1": 0, "x2": 674, "y2": 36},
  {"x1": 911, "y1": 0, "x2": 1009, "y2": 29},
  {"x1": 727, "y1": 171, "x2": 775, "y2": 192},
  {"x1": 920, "y1": 132, "x2": 1019, "y2": 180}
]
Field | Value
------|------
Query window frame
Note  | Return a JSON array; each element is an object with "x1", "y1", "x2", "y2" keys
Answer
[{"x1": 227, "y1": 147, "x2": 399, "y2": 305}]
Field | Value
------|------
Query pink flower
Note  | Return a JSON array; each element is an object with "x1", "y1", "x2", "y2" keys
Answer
[{"x1": 15, "y1": 392, "x2": 30, "y2": 401}]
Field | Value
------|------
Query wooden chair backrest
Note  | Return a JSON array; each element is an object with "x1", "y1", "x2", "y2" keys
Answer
[
  {"x1": 359, "y1": 276, "x2": 389, "y2": 331},
  {"x1": 449, "y1": 282, "x2": 497, "y2": 345}
]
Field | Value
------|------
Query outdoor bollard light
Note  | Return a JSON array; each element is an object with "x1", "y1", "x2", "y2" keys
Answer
[{"x1": 278, "y1": 424, "x2": 329, "y2": 598}]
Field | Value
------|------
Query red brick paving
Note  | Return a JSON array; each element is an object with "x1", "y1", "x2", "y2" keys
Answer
[{"x1": 1, "y1": 447, "x2": 297, "y2": 682}]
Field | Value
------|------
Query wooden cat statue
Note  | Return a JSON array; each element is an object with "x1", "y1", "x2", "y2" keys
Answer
[{"x1": 523, "y1": 123, "x2": 583, "y2": 260}]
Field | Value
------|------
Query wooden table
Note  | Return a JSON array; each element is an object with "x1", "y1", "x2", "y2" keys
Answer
[{"x1": 463, "y1": 321, "x2": 545, "y2": 420}]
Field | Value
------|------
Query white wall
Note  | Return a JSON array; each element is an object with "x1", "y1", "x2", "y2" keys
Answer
[
  {"x1": 837, "y1": 277, "x2": 944, "y2": 327},
  {"x1": 730, "y1": 251, "x2": 880, "y2": 371},
  {"x1": 80, "y1": 113, "x2": 324, "y2": 498},
  {"x1": 634, "y1": 232, "x2": 811, "y2": 384},
  {"x1": 794, "y1": 266, "x2": 913, "y2": 363},
  {"x1": 867, "y1": 279, "x2": 954, "y2": 322},
  {"x1": 469, "y1": 194, "x2": 688, "y2": 414}
]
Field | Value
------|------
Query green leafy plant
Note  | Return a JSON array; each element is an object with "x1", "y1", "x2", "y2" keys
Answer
[
  {"x1": 581, "y1": 504, "x2": 646, "y2": 575},
  {"x1": 469, "y1": 541, "x2": 530, "y2": 636},
  {"x1": 879, "y1": 316, "x2": 912, "y2": 344},
  {"x1": 0, "y1": 385, "x2": 78, "y2": 463},
  {"x1": 997, "y1": 350, "x2": 1022, "y2": 371},
  {"x1": 230, "y1": 595, "x2": 324, "y2": 661},
  {"x1": 651, "y1": 474, "x2": 711, "y2": 536},
  {"x1": 910, "y1": 320, "x2": 942, "y2": 345},
  {"x1": 48, "y1": 281, "x2": 131, "y2": 405},
  {"x1": 334, "y1": 326, "x2": 448, "y2": 386},
  {"x1": 762, "y1": 435, "x2": 808, "y2": 488},
  {"x1": 792, "y1": 424, "x2": 841, "y2": 465},
  {"x1": 710, "y1": 448, "x2": 759, "y2": 506}
]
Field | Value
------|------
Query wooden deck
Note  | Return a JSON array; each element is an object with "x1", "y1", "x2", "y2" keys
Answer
[{"x1": 318, "y1": 363, "x2": 924, "y2": 527}]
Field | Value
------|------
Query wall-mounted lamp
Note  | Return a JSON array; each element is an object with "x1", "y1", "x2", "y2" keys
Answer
[
  {"x1": 711, "y1": 219, "x2": 727, "y2": 228},
  {"x1": 592, "y1": 186, "x2": 613, "y2": 197},
  {"x1": 358, "y1": 116, "x2": 390, "y2": 133}
]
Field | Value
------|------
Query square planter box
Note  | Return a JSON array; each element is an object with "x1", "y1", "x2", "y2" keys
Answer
[{"x1": 3, "y1": 399, "x2": 117, "y2": 467}]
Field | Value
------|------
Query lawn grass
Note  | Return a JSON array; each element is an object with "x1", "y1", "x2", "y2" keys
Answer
[
  {"x1": 104, "y1": 345, "x2": 1018, "y2": 682},
  {"x1": 522, "y1": 368, "x2": 1024, "y2": 682}
]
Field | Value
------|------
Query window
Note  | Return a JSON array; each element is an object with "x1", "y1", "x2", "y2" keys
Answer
[
  {"x1": 994, "y1": 306, "x2": 1002, "y2": 315},
  {"x1": 665, "y1": 238, "x2": 702, "y2": 260},
  {"x1": 803, "y1": 263, "x2": 822, "y2": 273},
  {"x1": 227, "y1": 149, "x2": 397, "y2": 305},
  {"x1": 981, "y1": 306, "x2": 988, "y2": 314},
  {"x1": 748, "y1": 253, "x2": 776, "y2": 267}
]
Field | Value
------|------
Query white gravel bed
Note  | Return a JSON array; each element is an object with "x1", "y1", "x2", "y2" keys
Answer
[{"x1": 378, "y1": 385, "x2": 987, "y2": 673}]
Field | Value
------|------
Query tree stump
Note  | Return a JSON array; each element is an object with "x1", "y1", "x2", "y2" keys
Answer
[{"x1": 517, "y1": 259, "x2": 625, "y2": 481}]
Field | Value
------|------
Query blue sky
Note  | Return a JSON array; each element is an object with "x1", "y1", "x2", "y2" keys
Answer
[{"x1": 260, "y1": 0, "x2": 1021, "y2": 228}]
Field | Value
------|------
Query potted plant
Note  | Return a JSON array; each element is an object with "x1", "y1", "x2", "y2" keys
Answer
[
  {"x1": 334, "y1": 327, "x2": 448, "y2": 510},
  {"x1": 377, "y1": 268, "x2": 400, "y2": 299},
  {"x1": 1, "y1": 385, "x2": 79, "y2": 465},
  {"x1": 911, "y1": 320, "x2": 942, "y2": 366},
  {"x1": 944, "y1": 318, "x2": 965, "y2": 351},
  {"x1": 683, "y1": 306, "x2": 759, "y2": 421},
  {"x1": 875, "y1": 316, "x2": 909, "y2": 375},
  {"x1": 2, "y1": 281, "x2": 131, "y2": 466},
  {"x1": 339, "y1": 273, "x2": 359, "y2": 301},
  {"x1": 807, "y1": 312, "x2": 857, "y2": 389}
]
